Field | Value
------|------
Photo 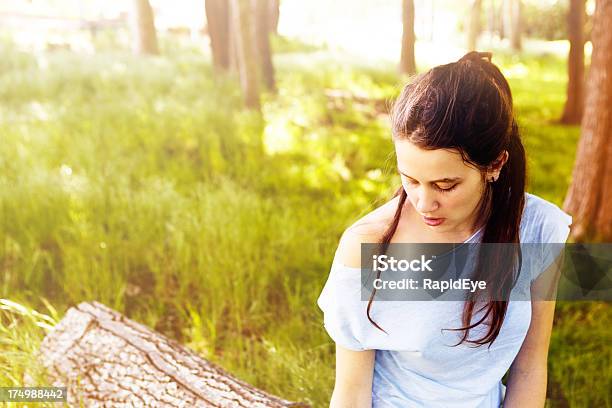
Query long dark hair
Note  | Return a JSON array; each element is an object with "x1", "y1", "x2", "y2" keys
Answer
[{"x1": 366, "y1": 51, "x2": 526, "y2": 347}]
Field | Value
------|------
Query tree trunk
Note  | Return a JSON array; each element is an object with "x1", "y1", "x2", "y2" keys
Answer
[
  {"x1": 510, "y1": 0, "x2": 522, "y2": 50},
  {"x1": 430, "y1": 0, "x2": 435, "y2": 41},
  {"x1": 563, "y1": 0, "x2": 612, "y2": 242},
  {"x1": 205, "y1": 0, "x2": 231, "y2": 71},
  {"x1": 230, "y1": 0, "x2": 260, "y2": 109},
  {"x1": 38, "y1": 302, "x2": 309, "y2": 407},
  {"x1": 228, "y1": 9, "x2": 240, "y2": 73},
  {"x1": 487, "y1": 0, "x2": 496, "y2": 39},
  {"x1": 502, "y1": 0, "x2": 521, "y2": 50},
  {"x1": 498, "y1": 0, "x2": 505, "y2": 39},
  {"x1": 269, "y1": 0, "x2": 280, "y2": 34},
  {"x1": 132, "y1": 0, "x2": 159, "y2": 55},
  {"x1": 560, "y1": 0, "x2": 586, "y2": 124},
  {"x1": 400, "y1": 0, "x2": 416, "y2": 75},
  {"x1": 255, "y1": 0, "x2": 276, "y2": 91},
  {"x1": 494, "y1": 0, "x2": 504, "y2": 39},
  {"x1": 468, "y1": 0, "x2": 482, "y2": 51}
]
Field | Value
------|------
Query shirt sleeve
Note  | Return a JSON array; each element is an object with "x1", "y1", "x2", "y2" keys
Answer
[
  {"x1": 532, "y1": 207, "x2": 573, "y2": 283},
  {"x1": 316, "y1": 260, "x2": 371, "y2": 351}
]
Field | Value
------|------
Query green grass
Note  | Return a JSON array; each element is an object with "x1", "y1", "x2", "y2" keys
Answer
[
  {"x1": 0, "y1": 299, "x2": 63, "y2": 408},
  {"x1": 0, "y1": 37, "x2": 608, "y2": 407}
]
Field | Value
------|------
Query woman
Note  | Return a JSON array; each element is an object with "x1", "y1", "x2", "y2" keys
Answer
[{"x1": 317, "y1": 52, "x2": 572, "y2": 407}]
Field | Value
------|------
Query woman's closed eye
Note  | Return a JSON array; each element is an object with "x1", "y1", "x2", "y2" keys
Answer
[
  {"x1": 404, "y1": 178, "x2": 458, "y2": 193},
  {"x1": 436, "y1": 184, "x2": 457, "y2": 193}
]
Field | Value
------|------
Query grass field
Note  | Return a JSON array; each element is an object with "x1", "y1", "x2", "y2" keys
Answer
[{"x1": 0, "y1": 36, "x2": 610, "y2": 407}]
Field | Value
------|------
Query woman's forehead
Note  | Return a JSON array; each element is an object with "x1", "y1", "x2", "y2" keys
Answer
[{"x1": 395, "y1": 140, "x2": 477, "y2": 178}]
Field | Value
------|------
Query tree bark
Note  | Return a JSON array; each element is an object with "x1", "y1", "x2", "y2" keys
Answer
[
  {"x1": 487, "y1": 0, "x2": 496, "y2": 39},
  {"x1": 563, "y1": 0, "x2": 612, "y2": 242},
  {"x1": 498, "y1": 0, "x2": 505, "y2": 39},
  {"x1": 510, "y1": 0, "x2": 522, "y2": 50},
  {"x1": 205, "y1": 0, "x2": 231, "y2": 71},
  {"x1": 400, "y1": 0, "x2": 416, "y2": 75},
  {"x1": 255, "y1": 0, "x2": 276, "y2": 91},
  {"x1": 228, "y1": 7, "x2": 240, "y2": 74},
  {"x1": 269, "y1": 0, "x2": 280, "y2": 34},
  {"x1": 502, "y1": 0, "x2": 521, "y2": 51},
  {"x1": 468, "y1": 0, "x2": 482, "y2": 51},
  {"x1": 38, "y1": 302, "x2": 309, "y2": 407},
  {"x1": 560, "y1": 0, "x2": 586, "y2": 124},
  {"x1": 132, "y1": 0, "x2": 159, "y2": 55},
  {"x1": 429, "y1": 0, "x2": 435, "y2": 41},
  {"x1": 230, "y1": 0, "x2": 261, "y2": 109}
]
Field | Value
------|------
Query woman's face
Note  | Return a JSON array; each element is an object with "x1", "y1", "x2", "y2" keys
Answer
[{"x1": 395, "y1": 139, "x2": 502, "y2": 235}]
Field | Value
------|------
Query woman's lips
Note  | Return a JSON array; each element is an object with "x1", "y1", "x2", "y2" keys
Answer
[{"x1": 422, "y1": 216, "x2": 445, "y2": 226}]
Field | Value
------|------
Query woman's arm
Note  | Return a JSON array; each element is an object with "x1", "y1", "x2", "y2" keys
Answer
[
  {"x1": 504, "y1": 248, "x2": 565, "y2": 406},
  {"x1": 330, "y1": 344, "x2": 375, "y2": 408},
  {"x1": 503, "y1": 299, "x2": 556, "y2": 407},
  {"x1": 327, "y1": 224, "x2": 381, "y2": 407}
]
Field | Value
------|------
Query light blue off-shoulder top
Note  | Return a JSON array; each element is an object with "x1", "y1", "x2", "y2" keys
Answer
[{"x1": 317, "y1": 192, "x2": 573, "y2": 408}]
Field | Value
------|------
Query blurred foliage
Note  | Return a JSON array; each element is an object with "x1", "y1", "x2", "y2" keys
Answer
[
  {"x1": 523, "y1": 0, "x2": 569, "y2": 41},
  {"x1": 0, "y1": 35, "x2": 608, "y2": 407},
  {"x1": 270, "y1": 34, "x2": 326, "y2": 54},
  {"x1": 523, "y1": 0, "x2": 593, "y2": 42}
]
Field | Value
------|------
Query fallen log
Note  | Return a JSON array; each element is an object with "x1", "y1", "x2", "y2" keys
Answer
[{"x1": 38, "y1": 301, "x2": 309, "y2": 407}]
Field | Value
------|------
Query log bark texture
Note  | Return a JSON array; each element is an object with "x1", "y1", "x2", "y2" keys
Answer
[{"x1": 39, "y1": 301, "x2": 309, "y2": 407}]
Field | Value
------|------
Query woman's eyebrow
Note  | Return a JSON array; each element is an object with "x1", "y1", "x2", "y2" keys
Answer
[{"x1": 397, "y1": 168, "x2": 461, "y2": 183}]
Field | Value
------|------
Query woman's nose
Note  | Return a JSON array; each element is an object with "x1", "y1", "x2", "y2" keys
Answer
[{"x1": 415, "y1": 188, "x2": 439, "y2": 214}]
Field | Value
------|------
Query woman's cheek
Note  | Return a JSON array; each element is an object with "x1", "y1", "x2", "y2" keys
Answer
[
  {"x1": 401, "y1": 183, "x2": 419, "y2": 206},
  {"x1": 450, "y1": 189, "x2": 479, "y2": 215},
  {"x1": 401, "y1": 180, "x2": 413, "y2": 198}
]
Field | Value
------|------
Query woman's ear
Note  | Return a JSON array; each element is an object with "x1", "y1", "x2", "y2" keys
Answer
[
  {"x1": 486, "y1": 150, "x2": 509, "y2": 181},
  {"x1": 496, "y1": 150, "x2": 509, "y2": 170}
]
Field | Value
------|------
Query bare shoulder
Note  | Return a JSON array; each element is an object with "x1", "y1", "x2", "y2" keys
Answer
[{"x1": 335, "y1": 195, "x2": 401, "y2": 268}]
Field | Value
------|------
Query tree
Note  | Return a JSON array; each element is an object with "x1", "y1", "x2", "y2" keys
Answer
[
  {"x1": 131, "y1": 0, "x2": 158, "y2": 55},
  {"x1": 468, "y1": 0, "x2": 482, "y2": 51},
  {"x1": 563, "y1": 0, "x2": 612, "y2": 241},
  {"x1": 255, "y1": 0, "x2": 276, "y2": 91},
  {"x1": 206, "y1": 0, "x2": 275, "y2": 105},
  {"x1": 502, "y1": 0, "x2": 522, "y2": 51},
  {"x1": 230, "y1": 0, "x2": 260, "y2": 109},
  {"x1": 560, "y1": 0, "x2": 586, "y2": 124},
  {"x1": 487, "y1": 0, "x2": 497, "y2": 40},
  {"x1": 269, "y1": 0, "x2": 280, "y2": 34},
  {"x1": 400, "y1": 0, "x2": 416, "y2": 75},
  {"x1": 205, "y1": 0, "x2": 231, "y2": 71}
]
